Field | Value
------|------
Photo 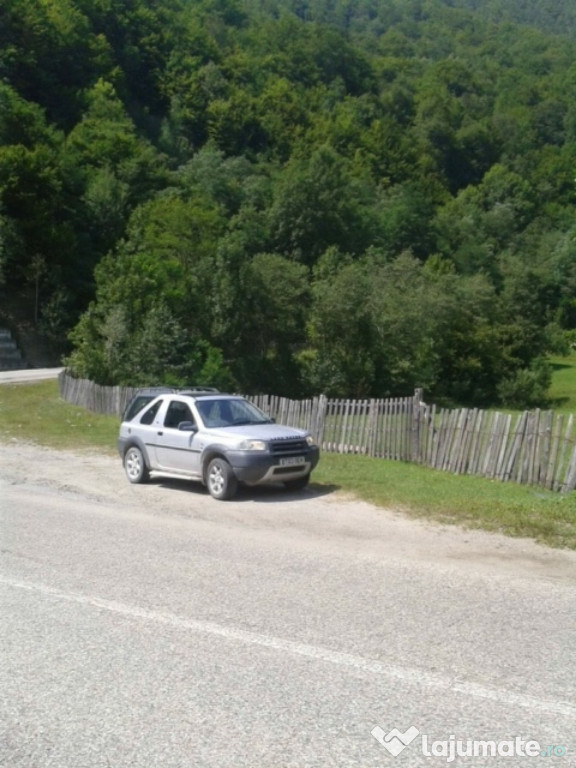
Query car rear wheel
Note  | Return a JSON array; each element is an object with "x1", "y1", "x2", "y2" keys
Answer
[
  {"x1": 206, "y1": 457, "x2": 238, "y2": 500},
  {"x1": 124, "y1": 446, "x2": 150, "y2": 484},
  {"x1": 284, "y1": 474, "x2": 310, "y2": 492}
]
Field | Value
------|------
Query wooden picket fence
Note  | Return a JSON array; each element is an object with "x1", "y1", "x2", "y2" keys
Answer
[
  {"x1": 249, "y1": 392, "x2": 423, "y2": 462},
  {"x1": 59, "y1": 372, "x2": 141, "y2": 418},
  {"x1": 416, "y1": 404, "x2": 576, "y2": 492},
  {"x1": 58, "y1": 372, "x2": 576, "y2": 492}
]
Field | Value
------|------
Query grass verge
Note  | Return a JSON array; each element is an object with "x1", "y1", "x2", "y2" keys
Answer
[
  {"x1": 314, "y1": 454, "x2": 576, "y2": 549},
  {"x1": 549, "y1": 353, "x2": 576, "y2": 413},
  {"x1": 1, "y1": 379, "x2": 575, "y2": 550},
  {"x1": 0, "y1": 379, "x2": 119, "y2": 452}
]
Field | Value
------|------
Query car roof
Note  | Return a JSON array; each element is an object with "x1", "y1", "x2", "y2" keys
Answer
[
  {"x1": 141, "y1": 391, "x2": 246, "y2": 405},
  {"x1": 178, "y1": 388, "x2": 222, "y2": 398},
  {"x1": 131, "y1": 386, "x2": 220, "y2": 398},
  {"x1": 176, "y1": 392, "x2": 240, "y2": 401},
  {"x1": 123, "y1": 387, "x2": 224, "y2": 420}
]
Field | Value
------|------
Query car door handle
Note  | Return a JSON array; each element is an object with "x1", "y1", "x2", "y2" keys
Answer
[{"x1": 157, "y1": 431, "x2": 163, "y2": 436}]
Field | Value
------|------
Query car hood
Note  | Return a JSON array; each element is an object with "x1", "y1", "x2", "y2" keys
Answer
[{"x1": 205, "y1": 424, "x2": 309, "y2": 441}]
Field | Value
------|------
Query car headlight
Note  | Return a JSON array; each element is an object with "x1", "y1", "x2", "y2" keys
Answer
[
  {"x1": 238, "y1": 439, "x2": 267, "y2": 451},
  {"x1": 306, "y1": 435, "x2": 316, "y2": 446}
]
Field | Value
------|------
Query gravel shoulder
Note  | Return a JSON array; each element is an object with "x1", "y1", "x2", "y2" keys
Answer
[{"x1": 2, "y1": 440, "x2": 575, "y2": 587}]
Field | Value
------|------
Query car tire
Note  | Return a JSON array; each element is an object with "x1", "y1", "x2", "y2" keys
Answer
[
  {"x1": 124, "y1": 445, "x2": 150, "y2": 484},
  {"x1": 284, "y1": 474, "x2": 310, "y2": 492},
  {"x1": 206, "y1": 457, "x2": 238, "y2": 500}
]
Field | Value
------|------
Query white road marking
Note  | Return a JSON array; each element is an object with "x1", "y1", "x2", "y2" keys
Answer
[{"x1": 2, "y1": 576, "x2": 575, "y2": 718}]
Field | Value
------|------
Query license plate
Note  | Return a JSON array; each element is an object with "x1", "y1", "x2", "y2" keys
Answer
[{"x1": 279, "y1": 456, "x2": 305, "y2": 466}]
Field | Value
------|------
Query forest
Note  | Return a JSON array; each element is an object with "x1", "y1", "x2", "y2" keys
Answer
[{"x1": 1, "y1": 0, "x2": 576, "y2": 406}]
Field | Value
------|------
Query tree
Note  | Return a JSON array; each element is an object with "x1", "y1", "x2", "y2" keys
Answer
[
  {"x1": 65, "y1": 79, "x2": 165, "y2": 193},
  {"x1": 433, "y1": 164, "x2": 535, "y2": 276},
  {"x1": 0, "y1": 86, "x2": 78, "y2": 310},
  {"x1": 66, "y1": 191, "x2": 226, "y2": 384},
  {"x1": 230, "y1": 252, "x2": 310, "y2": 393},
  {"x1": 306, "y1": 256, "x2": 376, "y2": 396},
  {"x1": 63, "y1": 79, "x2": 168, "y2": 294},
  {"x1": 0, "y1": 0, "x2": 113, "y2": 127},
  {"x1": 268, "y1": 144, "x2": 376, "y2": 262}
]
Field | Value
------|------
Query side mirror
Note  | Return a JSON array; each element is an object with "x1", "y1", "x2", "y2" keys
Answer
[{"x1": 178, "y1": 421, "x2": 198, "y2": 432}]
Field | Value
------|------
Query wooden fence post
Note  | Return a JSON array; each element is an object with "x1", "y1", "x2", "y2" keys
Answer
[
  {"x1": 312, "y1": 394, "x2": 327, "y2": 444},
  {"x1": 412, "y1": 388, "x2": 424, "y2": 462},
  {"x1": 562, "y1": 441, "x2": 576, "y2": 492}
]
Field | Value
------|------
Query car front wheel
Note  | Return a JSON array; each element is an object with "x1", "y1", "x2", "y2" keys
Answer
[
  {"x1": 206, "y1": 457, "x2": 238, "y2": 500},
  {"x1": 124, "y1": 446, "x2": 150, "y2": 484}
]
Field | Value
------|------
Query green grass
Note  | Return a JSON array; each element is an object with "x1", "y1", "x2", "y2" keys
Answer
[
  {"x1": 549, "y1": 353, "x2": 576, "y2": 413},
  {"x1": 0, "y1": 379, "x2": 119, "y2": 452},
  {"x1": 1, "y1": 378, "x2": 575, "y2": 550},
  {"x1": 314, "y1": 454, "x2": 576, "y2": 549}
]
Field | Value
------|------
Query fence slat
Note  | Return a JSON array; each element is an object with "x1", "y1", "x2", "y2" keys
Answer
[
  {"x1": 555, "y1": 414, "x2": 574, "y2": 492},
  {"x1": 562, "y1": 441, "x2": 576, "y2": 492},
  {"x1": 545, "y1": 414, "x2": 563, "y2": 490}
]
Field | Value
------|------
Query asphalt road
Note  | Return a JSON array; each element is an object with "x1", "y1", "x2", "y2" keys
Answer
[
  {"x1": 0, "y1": 367, "x2": 64, "y2": 383},
  {"x1": 1, "y1": 441, "x2": 575, "y2": 768}
]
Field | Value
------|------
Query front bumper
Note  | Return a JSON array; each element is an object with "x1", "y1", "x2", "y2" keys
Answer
[{"x1": 227, "y1": 446, "x2": 320, "y2": 485}]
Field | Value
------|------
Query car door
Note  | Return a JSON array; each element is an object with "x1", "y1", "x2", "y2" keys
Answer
[
  {"x1": 154, "y1": 399, "x2": 201, "y2": 476},
  {"x1": 129, "y1": 398, "x2": 166, "y2": 470}
]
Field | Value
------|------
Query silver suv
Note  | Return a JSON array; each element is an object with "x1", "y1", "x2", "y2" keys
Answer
[{"x1": 118, "y1": 389, "x2": 320, "y2": 500}]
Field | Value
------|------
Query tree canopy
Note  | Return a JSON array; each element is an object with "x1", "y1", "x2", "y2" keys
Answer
[{"x1": 1, "y1": 0, "x2": 575, "y2": 406}]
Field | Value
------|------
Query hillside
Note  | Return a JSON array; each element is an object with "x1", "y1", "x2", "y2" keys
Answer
[
  {"x1": 1, "y1": 0, "x2": 575, "y2": 405},
  {"x1": 444, "y1": 0, "x2": 576, "y2": 39}
]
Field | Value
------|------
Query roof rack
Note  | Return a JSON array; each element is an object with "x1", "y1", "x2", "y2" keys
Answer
[
  {"x1": 178, "y1": 387, "x2": 220, "y2": 396},
  {"x1": 132, "y1": 385, "x2": 219, "y2": 395}
]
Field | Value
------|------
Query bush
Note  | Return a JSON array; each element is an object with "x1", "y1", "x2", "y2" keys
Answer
[{"x1": 497, "y1": 358, "x2": 552, "y2": 409}]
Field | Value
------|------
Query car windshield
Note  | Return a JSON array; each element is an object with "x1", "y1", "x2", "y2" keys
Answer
[{"x1": 196, "y1": 398, "x2": 272, "y2": 428}]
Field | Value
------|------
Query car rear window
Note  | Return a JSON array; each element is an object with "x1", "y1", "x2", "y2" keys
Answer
[
  {"x1": 139, "y1": 400, "x2": 163, "y2": 425},
  {"x1": 124, "y1": 395, "x2": 157, "y2": 422}
]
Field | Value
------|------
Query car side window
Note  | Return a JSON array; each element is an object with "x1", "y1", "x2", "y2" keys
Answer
[
  {"x1": 164, "y1": 401, "x2": 194, "y2": 429},
  {"x1": 124, "y1": 395, "x2": 154, "y2": 422},
  {"x1": 140, "y1": 400, "x2": 162, "y2": 425}
]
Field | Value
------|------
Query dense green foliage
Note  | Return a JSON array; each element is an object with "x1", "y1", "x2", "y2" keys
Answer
[
  {"x1": 1, "y1": 0, "x2": 576, "y2": 404},
  {"x1": 442, "y1": 0, "x2": 576, "y2": 40}
]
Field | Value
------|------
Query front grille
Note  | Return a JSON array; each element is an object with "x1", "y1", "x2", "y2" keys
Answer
[{"x1": 270, "y1": 439, "x2": 308, "y2": 456}]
